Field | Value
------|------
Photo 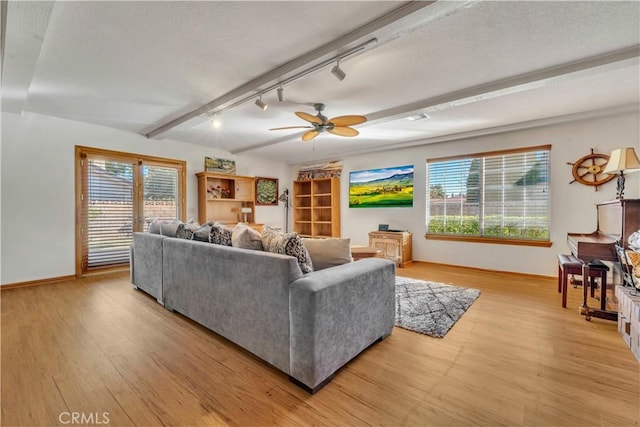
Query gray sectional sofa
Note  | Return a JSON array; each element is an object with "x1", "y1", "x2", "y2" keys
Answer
[{"x1": 130, "y1": 232, "x2": 396, "y2": 393}]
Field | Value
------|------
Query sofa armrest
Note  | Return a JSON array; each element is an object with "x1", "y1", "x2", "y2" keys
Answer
[
  {"x1": 131, "y1": 232, "x2": 165, "y2": 303},
  {"x1": 289, "y1": 258, "x2": 396, "y2": 390}
]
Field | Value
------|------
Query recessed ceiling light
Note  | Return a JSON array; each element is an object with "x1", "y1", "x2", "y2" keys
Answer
[{"x1": 406, "y1": 113, "x2": 430, "y2": 121}]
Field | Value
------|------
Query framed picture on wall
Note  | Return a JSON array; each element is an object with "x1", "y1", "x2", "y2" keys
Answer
[
  {"x1": 255, "y1": 177, "x2": 279, "y2": 206},
  {"x1": 204, "y1": 157, "x2": 236, "y2": 174}
]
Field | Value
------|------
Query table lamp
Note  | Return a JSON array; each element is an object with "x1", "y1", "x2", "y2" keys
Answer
[
  {"x1": 602, "y1": 147, "x2": 640, "y2": 199},
  {"x1": 241, "y1": 207, "x2": 252, "y2": 223}
]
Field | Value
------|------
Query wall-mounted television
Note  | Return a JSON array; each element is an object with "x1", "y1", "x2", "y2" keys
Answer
[{"x1": 349, "y1": 165, "x2": 414, "y2": 208}]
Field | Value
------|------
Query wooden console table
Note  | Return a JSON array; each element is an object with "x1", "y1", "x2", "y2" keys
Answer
[
  {"x1": 351, "y1": 246, "x2": 382, "y2": 262},
  {"x1": 368, "y1": 231, "x2": 413, "y2": 268}
]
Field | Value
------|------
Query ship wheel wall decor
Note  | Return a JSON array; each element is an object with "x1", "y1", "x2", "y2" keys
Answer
[{"x1": 567, "y1": 148, "x2": 616, "y2": 191}]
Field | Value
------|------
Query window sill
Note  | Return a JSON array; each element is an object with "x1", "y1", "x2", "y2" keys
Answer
[{"x1": 424, "y1": 234, "x2": 552, "y2": 247}]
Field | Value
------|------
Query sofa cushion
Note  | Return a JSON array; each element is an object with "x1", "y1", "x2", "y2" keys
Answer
[
  {"x1": 302, "y1": 237, "x2": 352, "y2": 271},
  {"x1": 209, "y1": 222, "x2": 233, "y2": 246},
  {"x1": 262, "y1": 227, "x2": 313, "y2": 273},
  {"x1": 232, "y1": 223, "x2": 263, "y2": 251}
]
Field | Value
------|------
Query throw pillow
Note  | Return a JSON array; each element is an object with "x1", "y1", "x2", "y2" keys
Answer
[
  {"x1": 148, "y1": 220, "x2": 162, "y2": 234},
  {"x1": 176, "y1": 221, "x2": 200, "y2": 240},
  {"x1": 160, "y1": 220, "x2": 182, "y2": 237},
  {"x1": 231, "y1": 223, "x2": 263, "y2": 251},
  {"x1": 192, "y1": 222, "x2": 214, "y2": 242},
  {"x1": 302, "y1": 237, "x2": 352, "y2": 271},
  {"x1": 209, "y1": 222, "x2": 233, "y2": 246},
  {"x1": 262, "y1": 226, "x2": 313, "y2": 273},
  {"x1": 148, "y1": 219, "x2": 182, "y2": 236}
]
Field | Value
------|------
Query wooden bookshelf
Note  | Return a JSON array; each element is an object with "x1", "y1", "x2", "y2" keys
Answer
[{"x1": 293, "y1": 178, "x2": 340, "y2": 238}]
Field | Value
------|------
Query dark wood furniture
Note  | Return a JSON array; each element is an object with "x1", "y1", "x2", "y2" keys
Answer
[
  {"x1": 567, "y1": 199, "x2": 640, "y2": 321},
  {"x1": 567, "y1": 199, "x2": 640, "y2": 263},
  {"x1": 557, "y1": 254, "x2": 583, "y2": 308},
  {"x1": 557, "y1": 255, "x2": 609, "y2": 310}
]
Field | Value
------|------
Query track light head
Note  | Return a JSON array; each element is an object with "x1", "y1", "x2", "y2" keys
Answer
[
  {"x1": 277, "y1": 86, "x2": 284, "y2": 102},
  {"x1": 255, "y1": 96, "x2": 268, "y2": 110},
  {"x1": 331, "y1": 59, "x2": 346, "y2": 81}
]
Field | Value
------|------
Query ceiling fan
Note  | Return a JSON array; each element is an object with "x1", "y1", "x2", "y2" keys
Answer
[{"x1": 269, "y1": 103, "x2": 367, "y2": 141}]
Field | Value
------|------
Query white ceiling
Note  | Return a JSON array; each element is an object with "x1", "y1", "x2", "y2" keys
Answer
[{"x1": 3, "y1": 1, "x2": 639, "y2": 164}]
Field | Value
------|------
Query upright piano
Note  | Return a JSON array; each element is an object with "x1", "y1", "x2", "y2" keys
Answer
[
  {"x1": 567, "y1": 199, "x2": 640, "y2": 263},
  {"x1": 567, "y1": 199, "x2": 640, "y2": 320}
]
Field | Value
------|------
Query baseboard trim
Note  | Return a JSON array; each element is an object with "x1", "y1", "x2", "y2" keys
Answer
[
  {"x1": 1, "y1": 269, "x2": 130, "y2": 290},
  {"x1": 412, "y1": 260, "x2": 556, "y2": 281},
  {"x1": 1, "y1": 275, "x2": 77, "y2": 290}
]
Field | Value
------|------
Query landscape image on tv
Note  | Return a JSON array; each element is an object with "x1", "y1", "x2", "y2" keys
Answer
[{"x1": 349, "y1": 165, "x2": 414, "y2": 208}]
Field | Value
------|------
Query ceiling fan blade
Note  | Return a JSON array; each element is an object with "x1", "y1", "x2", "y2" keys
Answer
[
  {"x1": 295, "y1": 112, "x2": 323, "y2": 124},
  {"x1": 328, "y1": 115, "x2": 367, "y2": 126},
  {"x1": 329, "y1": 126, "x2": 359, "y2": 137},
  {"x1": 302, "y1": 130, "x2": 319, "y2": 141},
  {"x1": 269, "y1": 126, "x2": 312, "y2": 130}
]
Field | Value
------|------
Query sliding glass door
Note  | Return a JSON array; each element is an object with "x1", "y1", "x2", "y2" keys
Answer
[{"x1": 75, "y1": 147, "x2": 186, "y2": 276}]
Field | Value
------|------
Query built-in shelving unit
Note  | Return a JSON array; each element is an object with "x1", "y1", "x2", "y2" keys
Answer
[
  {"x1": 196, "y1": 172, "x2": 257, "y2": 226},
  {"x1": 293, "y1": 178, "x2": 340, "y2": 238}
]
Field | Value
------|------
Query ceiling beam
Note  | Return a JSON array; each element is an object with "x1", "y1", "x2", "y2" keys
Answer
[
  {"x1": 230, "y1": 45, "x2": 640, "y2": 155},
  {"x1": 143, "y1": 1, "x2": 442, "y2": 139},
  {"x1": 294, "y1": 103, "x2": 640, "y2": 166},
  {"x1": 367, "y1": 44, "x2": 640, "y2": 123},
  {"x1": 1, "y1": 0, "x2": 55, "y2": 113}
]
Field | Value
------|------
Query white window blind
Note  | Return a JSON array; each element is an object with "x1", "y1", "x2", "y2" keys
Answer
[
  {"x1": 142, "y1": 165, "x2": 179, "y2": 232},
  {"x1": 87, "y1": 159, "x2": 134, "y2": 268},
  {"x1": 426, "y1": 146, "x2": 551, "y2": 241},
  {"x1": 77, "y1": 147, "x2": 185, "y2": 274}
]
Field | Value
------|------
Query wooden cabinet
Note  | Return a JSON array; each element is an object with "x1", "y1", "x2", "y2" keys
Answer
[
  {"x1": 196, "y1": 172, "x2": 257, "y2": 225},
  {"x1": 369, "y1": 231, "x2": 413, "y2": 268},
  {"x1": 293, "y1": 178, "x2": 340, "y2": 238}
]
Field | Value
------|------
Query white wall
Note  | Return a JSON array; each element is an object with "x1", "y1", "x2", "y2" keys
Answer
[
  {"x1": 1, "y1": 112, "x2": 291, "y2": 285},
  {"x1": 3, "y1": 111, "x2": 638, "y2": 283},
  {"x1": 293, "y1": 112, "x2": 640, "y2": 277}
]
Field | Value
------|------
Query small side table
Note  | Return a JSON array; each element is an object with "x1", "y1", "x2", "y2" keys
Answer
[
  {"x1": 368, "y1": 231, "x2": 413, "y2": 268},
  {"x1": 351, "y1": 246, "x2": 382, "y2": 262}
]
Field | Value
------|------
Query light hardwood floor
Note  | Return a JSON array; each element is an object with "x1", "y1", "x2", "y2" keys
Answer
[{"x1": 2, "y1": 263, "x2": 639, "y2": 426}]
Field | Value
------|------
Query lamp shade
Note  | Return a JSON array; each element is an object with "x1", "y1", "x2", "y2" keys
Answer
[
  {"x1": 603, "y1": 147, "x2": 640, "y2": 174},
  {"x1": 241, "y1": 207, "x2": 252, "y2": 214}
]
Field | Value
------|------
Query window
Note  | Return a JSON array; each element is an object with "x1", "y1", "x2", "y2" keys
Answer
[
  {"x1": 75, "y1": 146, "x2": 186, "y2": 275},
  {"x1": 426, "y1": 145, "x2": 551, "y2": 246}
]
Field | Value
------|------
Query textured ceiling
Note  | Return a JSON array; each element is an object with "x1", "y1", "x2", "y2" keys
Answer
[{"x1": 3, "y1": 1, "x2": 639, "y2": 164}]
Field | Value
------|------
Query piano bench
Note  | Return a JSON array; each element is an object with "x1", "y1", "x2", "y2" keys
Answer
[
  {"x1": 585, "y1": 261, "x2": 610, "y2": 311},
  {"x1": 557, "y1": 254, "x2": 585, "y2": 308}
]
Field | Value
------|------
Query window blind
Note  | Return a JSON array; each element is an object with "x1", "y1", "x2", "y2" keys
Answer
[
  {"x1": 426, "y1": 146, "x2": 551, "y2": 241},
  {"x1": 142, "y1": 165, "x2": 179, "y2": 232},
  {"x1": 87, "y1": 160, "x2": 134, "y2": 268},
  {"x1": 77, "y1": 147, "x2": 185, "y2": 275}
]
